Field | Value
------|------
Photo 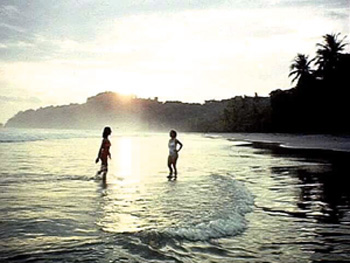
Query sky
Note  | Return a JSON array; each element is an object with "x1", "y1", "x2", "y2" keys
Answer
[{"x1": 0, "y1": 0, "x2": 349, "y2": 123}]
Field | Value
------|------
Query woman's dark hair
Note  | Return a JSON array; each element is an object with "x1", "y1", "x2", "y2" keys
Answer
[
  {"x1": 170, "y1": 130, "x2": 177, "y2": 138},
  {"x1": 103, "y1": 126, "x2": 112, "y2": 139}
]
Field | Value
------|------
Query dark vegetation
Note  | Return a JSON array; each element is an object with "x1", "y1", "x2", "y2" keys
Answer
[
  {"x1": 269, "y1": 33, "x2": 350, "y2": 133},
  {"x1": 223, "y1": 33, "x2": 350, "y2": 133},
  {"x1": 5, "y1": 33, "x2": 349, "y2": 133}
]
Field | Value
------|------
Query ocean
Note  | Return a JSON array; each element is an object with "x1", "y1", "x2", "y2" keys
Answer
[{"x1": 0, "y1": 129, "x2": 349, "y2": 262}]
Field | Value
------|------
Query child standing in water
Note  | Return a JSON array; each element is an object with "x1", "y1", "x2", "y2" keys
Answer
[
  {"x1": 167, "y1": 130, "x2": 183, "y2": 180},
  {"x1": 96, "y1": 127, "x2": 112, "y2": 181}
]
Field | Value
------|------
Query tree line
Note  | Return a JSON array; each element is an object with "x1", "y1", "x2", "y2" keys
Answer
[{"x1": 224, "y1": 33, "x2": 350, "y2": 133}]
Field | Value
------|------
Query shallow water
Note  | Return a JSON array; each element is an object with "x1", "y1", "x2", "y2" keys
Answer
[{"x1": 0, "y1": 129, "x2": 349, "y2": 262}]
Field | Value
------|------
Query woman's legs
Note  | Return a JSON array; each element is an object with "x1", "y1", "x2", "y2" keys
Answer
[{"x1": 100, "y1": 158, "x2": 108, "y2": 181}]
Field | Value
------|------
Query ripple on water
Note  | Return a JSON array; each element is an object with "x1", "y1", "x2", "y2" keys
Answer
[{"x1": 98, "y1": 174, "x2": 254, "y2": 246}]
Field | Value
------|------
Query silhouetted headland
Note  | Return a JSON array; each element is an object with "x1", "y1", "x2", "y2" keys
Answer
[{"x1": 5, "y1": 91, "x2": 270, "y2": 131}]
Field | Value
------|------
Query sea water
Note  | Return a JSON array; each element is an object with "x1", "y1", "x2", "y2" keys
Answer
[{"x1": 0, "y1": 129, "x2": 349, "y2": 262}]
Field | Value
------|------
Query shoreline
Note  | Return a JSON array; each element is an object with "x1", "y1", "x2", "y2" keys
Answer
[
  {"x1": 248, "y1": 140, "x2": 350, "y2": 166},
  {"x1": 204, "y1": 133, "x2": 350, "y2": 169},
  {"x1": 215, "y1": 132, "x2": 350, "y2": 153}
]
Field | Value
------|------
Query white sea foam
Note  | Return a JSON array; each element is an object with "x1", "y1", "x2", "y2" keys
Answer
[
  {"x1": 161, "y1": 176, "x2": 254, "y2": 241},
  {"x1": 164, "y1": 213, "x2": 249, "y2": 241}
]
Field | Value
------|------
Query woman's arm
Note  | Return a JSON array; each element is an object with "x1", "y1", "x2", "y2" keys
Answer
[
  {"x1": 95, "y1": 139, "x2": 104, "y2": 163},
  {"x1": 107, "y1": 139, "x2": 112, "y2": 159},
  {"x1": 176, "y1": 139, "x2": 183, "y2": 153}
]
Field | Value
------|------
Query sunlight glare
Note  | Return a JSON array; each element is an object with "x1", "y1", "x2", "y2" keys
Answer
[{"x1": 113, "y1": 137, "x2": 141, "y2": 183}]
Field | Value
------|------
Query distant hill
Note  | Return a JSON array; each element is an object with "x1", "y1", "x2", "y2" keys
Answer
[
  {"x1": 5, "y1": 92, "x2": 271, "y2": 132},
  {"x1": 5, "y1": 92, "x2": 260, "y2": 131}
]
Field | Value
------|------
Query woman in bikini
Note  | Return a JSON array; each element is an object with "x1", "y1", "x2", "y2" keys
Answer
[
  {"x1": 167, "y1": 130, "x2": 183, "y2": 180},
  {"x1": 96, "y1": 126, "x2": 112, "y2": 181}
]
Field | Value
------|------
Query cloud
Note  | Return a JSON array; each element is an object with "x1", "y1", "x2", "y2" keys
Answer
[
  {"x1": 82, "y1": 7, "x2": 344, "y2": 68},
  {"x1": 325, "y1": 9, "x2": 350, "y2": 20},
  {"x1": 14, "y1": 6, "x2": 347, "y2": 60},
  {"x1": 0, "y1": 5, "x2": 20, "y2": 17},
  {"x1": 0, "y1": 96, "x2": 41, "y2": 103},
  {"x1": 0, "y1": 23, "x2": 25, "y2": 33},
  {"x1": 0, "y1": 94, "x2": 42, "y2": 123},
  {"x1": 1, "y1": 1, "x2": 348, "y2": 62},
  {"x1": 1, "y1": 6, "x2": 348, "y2": 95}
]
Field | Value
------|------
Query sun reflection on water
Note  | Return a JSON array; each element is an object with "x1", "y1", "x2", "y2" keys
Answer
[
  {"x1": 111, "y1": 137, "x2": 142, "y2": 184},
  {"x1": 99, "y1": 135, "x2": 169, "y2": 233}
]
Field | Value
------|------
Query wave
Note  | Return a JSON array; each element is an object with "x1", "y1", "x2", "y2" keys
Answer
[
  {"x1": 162, "y1": 179, "x2": 253, "y2": 241},
  {"x1": 203, "y1": 134, "x2": 222, "y2": 139},
  {"x1": 0, "y1": 128, "x2": 99, "y2": 143},
  {"x1": 163, "y1": 213, "x2": 249, "y2": 241},
  {"x1": 107, "y1": 175, "x2": 254, "y2": 246}
]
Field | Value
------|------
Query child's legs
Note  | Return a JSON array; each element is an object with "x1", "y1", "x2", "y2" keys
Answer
[
  {"x1": 172, "y1": 156, "x2": 178, "y2": 175},
  {"x1": 168, "y1": 154, "x2": 178, "y2": 176},
  {"x1": 167, "y1": 155, "x2": 173, "y2": 174}
]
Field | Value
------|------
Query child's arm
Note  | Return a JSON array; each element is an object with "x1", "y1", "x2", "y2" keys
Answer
[{"x1": 176, "y1": 139, "x2": 183, "y2": 153}]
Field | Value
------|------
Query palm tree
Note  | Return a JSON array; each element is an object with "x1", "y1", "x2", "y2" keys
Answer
[
  {"x1": 315, "y1": 33, "x2": 348, "y2": 77},
  {"x1": 289, "y1": 53, "x2": 315, "y2": 84}
]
